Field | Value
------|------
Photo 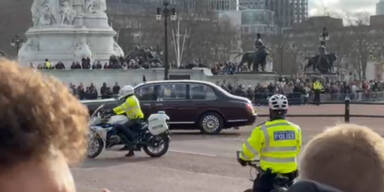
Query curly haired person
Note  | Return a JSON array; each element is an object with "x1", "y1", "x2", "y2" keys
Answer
[{"x1": 0, "y1": 59, "x2": 108, "y2": 192}]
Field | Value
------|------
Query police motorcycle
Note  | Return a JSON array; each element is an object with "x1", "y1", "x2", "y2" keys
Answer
[
  {"x1": 88, "y1": 104, "x2": 171, "y2": 158},
  {"x1": 236, "y1": 151, "x2": 293, "y2": 192}
]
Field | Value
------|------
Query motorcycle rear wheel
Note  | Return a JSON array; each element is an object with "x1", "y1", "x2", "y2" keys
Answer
[
  {"x1": 87, "y1": 135, "x2": 104, "y2": 159},
  {"x1": 143, "y1": 135, "x2": 169, "y2": 158}
]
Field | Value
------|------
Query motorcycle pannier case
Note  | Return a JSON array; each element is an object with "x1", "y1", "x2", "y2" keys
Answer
[{"x1": 148, "y1": 113, "x2": 169, "y2": 135}]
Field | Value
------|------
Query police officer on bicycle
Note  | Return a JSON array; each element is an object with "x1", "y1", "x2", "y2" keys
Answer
[{"x1": 238, "y1": 94, "x2": 302, "y2": 192}]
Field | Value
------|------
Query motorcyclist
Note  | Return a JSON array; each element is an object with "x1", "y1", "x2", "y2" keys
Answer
[
  {"x1": 111, "y1": 85, "x2": 144, "y2": 157},
  {"x1": 238, "y1": 94, "x2": 302, "y2": 192}
]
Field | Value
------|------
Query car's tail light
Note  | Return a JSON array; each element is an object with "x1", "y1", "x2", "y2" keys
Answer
[{"x1": 246, "y1": 103, "x2": 257, "y2": 115}]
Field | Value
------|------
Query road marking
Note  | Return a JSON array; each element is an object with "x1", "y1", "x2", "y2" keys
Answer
[{"x1": 169, "y1": 150, "x2": 218, "y2": 157}]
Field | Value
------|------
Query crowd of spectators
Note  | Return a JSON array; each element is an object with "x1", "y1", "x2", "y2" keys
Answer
[
  {"x1": 68, "y1": 82, "x2": 121, "y2": 100},
  {"x1": 211, "y1": 62, "x2": 248, "y2": 75},
  {"x1": 32, "y1": 46, "x2": 164, "y2": 70},
  {"x1": 33, "y1": 58, "x2": 212, "y2": 71},
  {"x1": 219, "y1": 78, "x2": 384, "y2": 104},
  {"x1": 66, "y1": 77, "x2": 384, "y2": 103},
  {"x1": 325, "y1": 80, "x2": 384, "y2": 100}
]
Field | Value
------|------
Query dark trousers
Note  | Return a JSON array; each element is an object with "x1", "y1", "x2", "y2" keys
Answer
[
  {"x1": 253, "y1": 170, "x2": 297, "y2": 192},
  {"x1": 115, "y1": 119, "x2": 142, "y2": 144},
  {"x1": 314, "y1": 90, "x2": 321, "y2": 105}
]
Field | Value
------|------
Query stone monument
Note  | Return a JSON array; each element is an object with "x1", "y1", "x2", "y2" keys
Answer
[
  {"x1": 305, "y1": 27, "x2": 337, "y2": 74},
  {"x1": 238, "y1": 33, "x2": 274, "y2": 73},
  {"x1": 19, "y1": 0, "x2": 124, "y2": 66}
]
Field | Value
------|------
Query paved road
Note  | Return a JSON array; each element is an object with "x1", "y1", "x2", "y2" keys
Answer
[{"x1": 72, "y1": 105, "x2": 384, "y2": 192}]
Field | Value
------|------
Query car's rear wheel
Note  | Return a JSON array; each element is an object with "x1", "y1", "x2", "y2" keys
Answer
[{"x1": 199, "y1": 112, "x2": 223, "y2": 134}]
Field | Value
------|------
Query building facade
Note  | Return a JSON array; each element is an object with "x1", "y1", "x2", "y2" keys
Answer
[
  {"x1": 290, "y1": 0, "x2": 308, "y2": 24},
  {"x1": 241, "y1": 9, "x2": 277, "y2": 35},
  {"x1": 107, "y1": 0, "x2": 237, "y2": 15},
  {"x1": 266, "y1": 0, "x2": 308, "y2": 28},
  {"x1": 239, "y1": 0, "x2": 267, "y2": 9},
  {"x1": 239, "y1": 0, "x2": 307, "y2": 28},
  {"x1": 377, "y1": 0, "x2": 384, "y2": 15},
  {"x1": 209, "y1": 0, "x2": 237, "y2": 11},
  {"x1": 107, "y1": 0, "x2": 210, "y2": 15}
]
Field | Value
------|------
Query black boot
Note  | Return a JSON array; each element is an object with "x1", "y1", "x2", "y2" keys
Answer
[{"x1": 125, "y1": 150, "x2": 135, "y2": 157}]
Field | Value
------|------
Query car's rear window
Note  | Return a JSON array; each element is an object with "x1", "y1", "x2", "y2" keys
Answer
[{"x1": 190, "y1": 84, "x2": 217, "y2": 100}]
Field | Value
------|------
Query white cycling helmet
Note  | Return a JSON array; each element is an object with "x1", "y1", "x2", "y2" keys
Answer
[
  {"x1": 119, "y1": 85, "x2": 134, "y2": 100},
  {"x1": 268, "y1": 94, "x2": 288, "y2": 110}
]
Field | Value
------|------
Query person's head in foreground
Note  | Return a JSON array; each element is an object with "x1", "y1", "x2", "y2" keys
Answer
[
  {"x1": 299, "y1": 124, "x2": 384, "y2": 192},
  {"x1": 0, "y1": 59, "x2": 89, "y2": 192}
]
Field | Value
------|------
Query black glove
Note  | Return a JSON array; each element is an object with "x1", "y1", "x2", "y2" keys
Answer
[
  {"x1": 238, "y1": 158, "x2": 247, "y2": 167},
  {"x1": 104, "y1": 108, "x2": 115, "y2": 115}
]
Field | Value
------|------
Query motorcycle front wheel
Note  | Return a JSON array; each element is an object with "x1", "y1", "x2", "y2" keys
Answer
[
  {"x1": 87, "y1": 134, "x2": 104, "y2": 159},
  {"x1": 143, "y1": 135, "x2": 169, "y2": 158}
]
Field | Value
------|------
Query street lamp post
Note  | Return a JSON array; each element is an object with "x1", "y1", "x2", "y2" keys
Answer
[
  {"x1": 10, "y1": 35, "x2": 23, "y2": 57},
  {"x1": 157, "y1": 1, "x2": 176, "y2": 80}
]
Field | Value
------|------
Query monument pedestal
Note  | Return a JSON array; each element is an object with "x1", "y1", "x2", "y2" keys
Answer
[
  {"x1": 305, "y1": 72, "x2": 339, "y2": 81},
  {"x1": 212, "y1": 72, "x2": 279, "y2": 86},
  {"x1": 237, "y1": 71, "x2": 277, "y2": 75},
  {"x1": 19, "y1": 0, "x2": 123, "y2": 67}
]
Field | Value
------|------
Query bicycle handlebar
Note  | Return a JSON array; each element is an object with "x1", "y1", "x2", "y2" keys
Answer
[{"x1": 236, "y1": 151, "x2": 262, "y2": 171}]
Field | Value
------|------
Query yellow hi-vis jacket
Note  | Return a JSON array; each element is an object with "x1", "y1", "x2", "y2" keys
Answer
[
  {"x1": 113, "y1": 95, "x2": 144, "y2": 120},
  {"x1": 45, "y1": 61, "x2": 52, "y2": 69},
  {"x1": 313, "y1": 81, "x2": 323, "y2": 91},
  {"x1": 240, "y1": 119, "x2": 302, "y2": 174}
]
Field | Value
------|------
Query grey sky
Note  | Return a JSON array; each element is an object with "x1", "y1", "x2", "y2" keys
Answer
[{"x1": 309, "y1": 0, "x2": 377, "y2": 16}]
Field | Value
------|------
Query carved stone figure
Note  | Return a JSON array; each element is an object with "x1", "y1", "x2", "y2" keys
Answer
[
  {"x1": 40, "y1": 4, "x2": 56, "y2": 25},
  {"x1": 60, "y1": 1, "x2": 75, "y2": 25},
  {"x1": 305, "y1": 53, "x2": 337, "y2": 74},
  {"x1": 74, "y1": 39, "x2": 92, "y2": 60},
  {"x1": 31, "y1": 0, "x2": 58, "y2": 26},
  {"x1": 85, "y1": 0, "x2": 97, "y2": 13},
  {"x1": 85, "y1": 0, "x2": 106, "y2": 14},
  {"x1": 31, "y1": 0, "x2": 51, "y2": 26},
  {"x1": 238, "y1": 34, "x2": 269, "y2": 72},
  {"x1": 31, "y1": 0, "x2": 41, "y2": 25},
  {"x1": 238, "y1": 49, "x2": 269, "y2": 72}
]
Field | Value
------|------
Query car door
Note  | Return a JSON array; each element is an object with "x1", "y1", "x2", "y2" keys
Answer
[
  {"x1": 156, "y1": 83, "x2": 188, "y2": 124},
  {"x1": 185, "y1": 83, "x2": 219, "y2": 123}
]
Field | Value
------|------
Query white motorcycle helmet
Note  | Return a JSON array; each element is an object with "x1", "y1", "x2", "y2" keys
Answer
[
  {"x1": 268, "y1": 94, "x2": 289, "y2": 111},
  {"x1": 118, "y1": 85, "x2": 134, "y2": 100}
]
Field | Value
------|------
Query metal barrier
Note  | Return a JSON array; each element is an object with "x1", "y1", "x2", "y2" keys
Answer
[
  {"x1": 258, "y1": 98, "x2": 384, "y2": 123},
  {"x1": 319, "y1": 91, "x2": 384, "y2": 103},
  {"x1": 252, "y1": 91, "x2": 384, "y2": 106}
]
